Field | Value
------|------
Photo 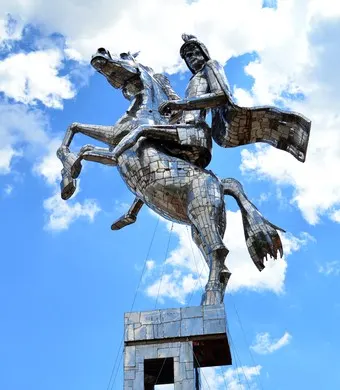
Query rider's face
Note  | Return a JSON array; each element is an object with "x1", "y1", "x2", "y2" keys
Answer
[{"x1": 184, "y1": 45, "x2": 206, "y2": 73}]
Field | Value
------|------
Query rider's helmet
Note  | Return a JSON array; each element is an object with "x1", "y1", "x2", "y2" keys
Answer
[{"x1": 180, "y1": 33, "x2": 211, "y2": 73}]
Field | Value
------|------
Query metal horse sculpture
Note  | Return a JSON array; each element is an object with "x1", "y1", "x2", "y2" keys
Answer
[{"x1": 57, "y1": 48, "x2": 283, "y2": 305}]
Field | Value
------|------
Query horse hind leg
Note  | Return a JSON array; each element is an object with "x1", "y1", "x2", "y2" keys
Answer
[
  {"x1": 191, "y1": 226, "x2": 231, "y2": 305},
  {"x1": 188, "y1": 175, "x2": 231, "y2": 305}
]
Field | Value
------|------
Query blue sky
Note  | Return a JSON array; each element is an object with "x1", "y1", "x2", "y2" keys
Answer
[{"x1": 1, "y1": 1, "x2": 340, "y2": 389}]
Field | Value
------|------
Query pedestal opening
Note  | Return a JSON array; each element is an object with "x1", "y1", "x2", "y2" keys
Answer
[{"x1": 144, "y1": 357, "x2": 174, "y2": 387}]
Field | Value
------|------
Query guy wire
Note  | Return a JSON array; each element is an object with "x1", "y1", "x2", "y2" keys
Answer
[{"x1": 108, "y1": 216, "x2": 160, "y2": 390}]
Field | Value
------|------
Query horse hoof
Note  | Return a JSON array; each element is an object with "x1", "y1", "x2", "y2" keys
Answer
[
  {"x1": 71, "y1": 160, "x2": 82, "y2": 179},
  {"x1": 60, "y1": 177, "x2": 77, "y2": 200}
]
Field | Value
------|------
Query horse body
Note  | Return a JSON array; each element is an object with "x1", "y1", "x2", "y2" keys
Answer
[
  {"x1": 57, "y1": 48, "x2": 283, "y2": 305},
  {"x1": 117, "y1": 138, "x2": 221, "y2": 224}
]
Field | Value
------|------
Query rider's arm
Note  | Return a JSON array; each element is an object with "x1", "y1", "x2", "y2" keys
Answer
[
  {"x1": 161, "y1": 60, "x2": 233, "y2": 112},
  {"x1": 168, "y1": 91, "x2": 227, "y2": 111}
]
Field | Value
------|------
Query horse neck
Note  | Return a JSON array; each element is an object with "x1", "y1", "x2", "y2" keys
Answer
[{"x1": 127, "y1": 70, "x2": 168, "y2": 121}]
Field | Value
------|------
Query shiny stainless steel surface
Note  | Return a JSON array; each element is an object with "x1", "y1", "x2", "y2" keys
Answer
[{"x1": 57, "y1": 35, "x2": 311, "y2": 306}]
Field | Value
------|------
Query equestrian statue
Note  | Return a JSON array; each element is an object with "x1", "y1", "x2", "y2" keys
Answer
[{"x1": 57, "y1": 34, "x2": 311, "y2": 305}]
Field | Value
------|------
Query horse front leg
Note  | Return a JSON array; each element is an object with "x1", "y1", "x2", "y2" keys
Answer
[
  {"x1": 56, "y1": 123, "x2": 80, "y2": 200},
  {"x1": 77, "y1": 145, "x2": 118, "y2": 166},
  {"x1": 57, "y1": 122, "x2": 116, "y2": 200},
  {"x1": 57, "y1": 122, "x2": 116, "y2": 176}
]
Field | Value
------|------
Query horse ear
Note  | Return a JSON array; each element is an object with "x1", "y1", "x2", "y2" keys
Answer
[{"x1": 132, "y1": 51, "x2": 140, "y2": 58}]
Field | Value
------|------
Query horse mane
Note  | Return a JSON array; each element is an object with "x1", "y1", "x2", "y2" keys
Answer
[
  {"x1": 138, "y1": 63, "x2": 180, "y2": 101},
  {"x1": 153, "y1": 73, "x2": 180, "y2": 100}
]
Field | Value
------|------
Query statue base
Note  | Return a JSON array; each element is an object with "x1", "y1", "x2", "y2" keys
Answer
[{"x1": 123, "y1": 304, "x2": 231, "y2": 389}]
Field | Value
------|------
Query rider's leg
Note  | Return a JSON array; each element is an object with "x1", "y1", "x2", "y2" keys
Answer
[{"x1": 112, "y1": 124, "x2": 179, "y2": 158}]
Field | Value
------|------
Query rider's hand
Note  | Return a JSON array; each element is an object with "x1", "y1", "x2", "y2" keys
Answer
[{"x1": 159, "y1": 101, "x2": 174, "y2": 116}]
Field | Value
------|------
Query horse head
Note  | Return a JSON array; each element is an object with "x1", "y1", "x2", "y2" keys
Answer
[
  {"x1": 91, "y1": 48, "x2": 143, "y2": 99},
  {"x1": 91, "y1": 48, "x2": 179, "y2": 105}
]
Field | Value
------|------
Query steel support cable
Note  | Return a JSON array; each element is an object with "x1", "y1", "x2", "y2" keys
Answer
[
  {"x1": 186, "y1": 207, "x2": 233, "y2": 390},
  {"x1": 153, "y1": 223, "x2": 179, "y2": 387},
  {"x1": 230, "y1": 296, "x2": 264, "y2": 390},
  {"x1": 154, "y1": 350, "x2": 171, "y2": 387},
  {"x1": 154, "y1": 221, "x2": 208, "y2": 388},
  {"x1": 226, "y1": 321, "x2": 252, "y2": 390},
  {"x1": 219, "y1": 364, "x2": 229, "y2": 390},
  {"x1": 107, "y1": 217, "x2": 161, "y2": 390},
  {"x1": 185, "y1": 226, "x2": 206, "y2": 305},
  {"x1": 186, "y1": 338, "x2": 212, "y2": 390},
  {"x1": 225, "y1": 325, "x2": 245, "y2": 389},
  {"x1": 154, "y1": 222, "x2": 173, "y2": 309},
  {"x1": 186, "y1": 230, "x2": 230, "y2": 390}
]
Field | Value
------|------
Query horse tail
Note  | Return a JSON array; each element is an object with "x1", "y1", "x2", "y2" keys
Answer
[{"x1": 221, "y1": 178, "x2": 284, "y2": 271}]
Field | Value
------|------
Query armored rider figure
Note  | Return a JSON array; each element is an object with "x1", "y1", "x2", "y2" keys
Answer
[{"x1": 160, "y1": 34, "x2": 310, "y2": 164}]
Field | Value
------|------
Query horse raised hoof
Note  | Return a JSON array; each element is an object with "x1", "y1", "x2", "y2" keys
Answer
[
  {"x1": 71, "y1": 159, "x2": 82, "y2": 179},
  {"x1": 60, "y1": 169, "x2": 77, "y2": 200}
]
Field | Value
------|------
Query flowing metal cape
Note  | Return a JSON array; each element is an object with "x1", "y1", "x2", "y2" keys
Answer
[{"x1": 205, "y1": 60, "x2": 311, "y2": 162}]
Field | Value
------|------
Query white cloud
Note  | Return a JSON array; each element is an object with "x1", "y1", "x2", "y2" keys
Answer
[
  {"x1": 145, "y1": 211, "x2": 313, "y2": 304},
  {"x1": 146, "y1": 271, "x2": 202, "y2": 305},
  {"x1": 0, "y1": 101, "x2": 101, "y2": 231},
  {"x1": 318, "y1": 261, "x2": 340, "y2": 276},
  {"x1": 43, "y1": 190, "x2": 100, "y2": 231},
  {"x1": 0, "y1": 1, "x2": 337, "y2": 230},
  {"x1": 33, "y1": 138, "x2": 63, "y2": 185},
  {"x1": 33, "y1": 140, "x2": 102, "y2": 231},
  {"x1": 200, "y1": 365, "x2": 262, "y2": 390},
  {"x1": 250, "y1": 331, "x2": 292, "y2": 355},
  {"x1": 0, "y1": 14, "x2": 24, "y2": 44},
  {"x1": 1, "y1": 0, "x2": 336, "y2": 75},
  {"x1": 0, "y1": 102, "x2": 49, "y2": 174},
  {"x1": 0, "y1": 146, "x2": 21, "y2": 174},
  {"x1": 153, "y1": 365, "x2": 262, "y2": 390},
  {"x1": 146, "y1": 260, "x2": 155, "y2": 271},
  {"x1": 234, "y1": 4, "x2": 340, "y2": 225},
  {"x1": 0, "y1": 49, "x2": 74, "y2": 108},
  {"x1": 330, "y1": 209, "x2": 340, "y2": 223},
  {"x1": 3, "y1": 183, "x2": 13, "y2": 196}
]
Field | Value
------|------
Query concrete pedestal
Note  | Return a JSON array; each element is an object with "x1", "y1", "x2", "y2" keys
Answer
[{"x1": 123, "y1": 304, "x2": 231, "y2": 389}]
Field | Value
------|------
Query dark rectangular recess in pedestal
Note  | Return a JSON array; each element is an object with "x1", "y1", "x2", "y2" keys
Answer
[
  {"x1": 144, "y1": 357, "x2": 174, "y2": 386},
  {"x1": 193, "y1": 335, "x2": 232, "y2": 367}
]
